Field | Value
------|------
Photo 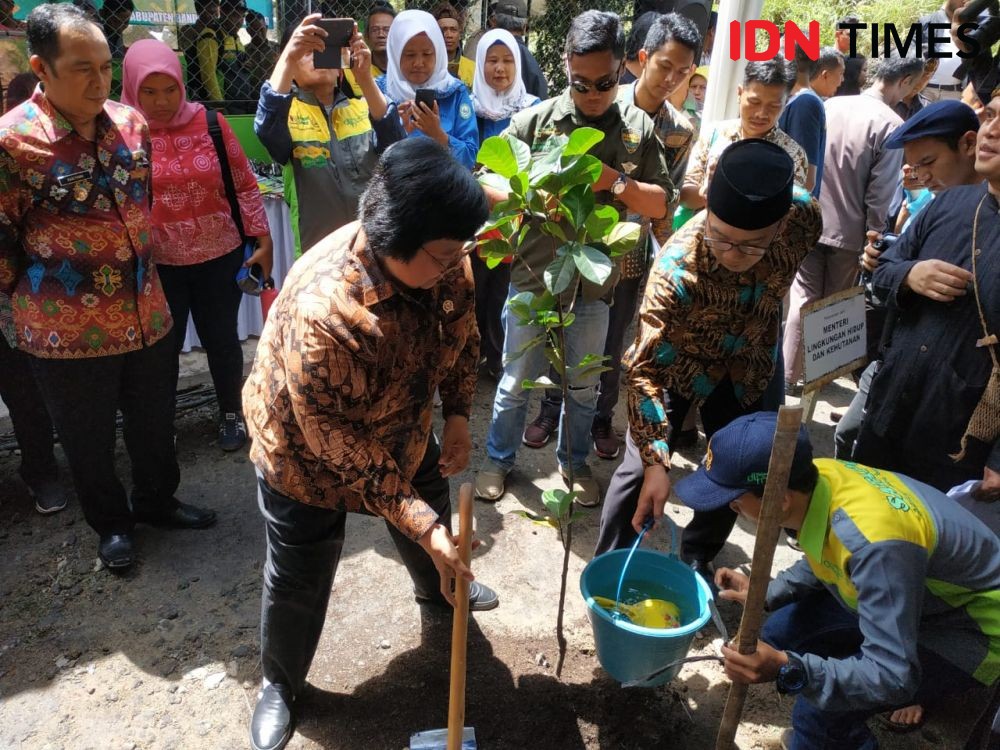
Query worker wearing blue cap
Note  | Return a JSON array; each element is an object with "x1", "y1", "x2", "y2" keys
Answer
[{"x1": 674, "y1": 412, "x2": 1000, "y2": 750}]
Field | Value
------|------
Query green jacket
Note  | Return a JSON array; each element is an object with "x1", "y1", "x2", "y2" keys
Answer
[{"x1": 503, "y1": 90, "x2": 673, "y2": 301}]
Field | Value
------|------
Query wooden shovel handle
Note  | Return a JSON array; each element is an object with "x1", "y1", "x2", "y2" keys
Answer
[
  {"x1": 715, "y1": 406, "x2": 803, "y2": 750},
  {"x1": 447, "y1": 483, "x2": 474, "y2": 750}
]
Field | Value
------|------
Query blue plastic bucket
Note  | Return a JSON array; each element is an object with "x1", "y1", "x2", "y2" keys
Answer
[{"x1": 580, "y1": 548, "x2": 712, "y2": 686}]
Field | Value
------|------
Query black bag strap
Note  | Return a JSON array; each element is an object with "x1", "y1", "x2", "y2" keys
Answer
[{"x1": 205, "y1": 109, "x2": 247, "y2": 240}]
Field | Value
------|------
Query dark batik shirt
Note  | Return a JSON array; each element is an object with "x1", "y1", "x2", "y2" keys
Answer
[
  {"x1": 625, "y1": 187, "x2": 822, "y2": 468},
  {"x1": 243, "y1": 221, "x2": 479, "y2": 540}
]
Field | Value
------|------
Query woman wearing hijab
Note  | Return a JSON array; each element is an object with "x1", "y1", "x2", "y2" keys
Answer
[
  {"x1": 376, "y1": 8, "x2": 478, "y2": 168},
  {"x1": 471, "y1": 28, "x2": 539, "y2": 141},
  {"x1": 470, "y1": 28, "x2": 538, "y2": 377},
  {"x1": 122, "y1": 39, "x2": 272, "y2": 452}
]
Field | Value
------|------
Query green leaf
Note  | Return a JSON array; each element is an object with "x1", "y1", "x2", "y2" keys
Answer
[
  {"x1": 570, "y1": 244, "x2": 613, "y2": 287},
  {"x1": 528, "y1": 138, "x2": 568, "y2": 182},
  {"x1": 560, "y1": 184, "x2": 595, "y2": 230},
  {"x1": 530, "y1": 290, "x2": 557, "y2": 312},
  {"x1": 583, "y1": 204, "x2": 619, "y2": 241},
  {"x1": 479, "y1": 213, "x2": 520, "y2": 236},
  {"x1": 576, "y1": 352, "x2": 610, "y2": 367},
  {"x1": 478, "y1": 136, "x2": 518, "y2": 178},
  {"x1": 477, "y1": 238, "x2": 512, "y2": 260},
  {"x1": 563, "y1": 127, "x2": 604, "y2": 156},
  {"x1": 509, "y1": 136, "x2": 532, "y2": 172},
  {"x1": 541, "y1": 221, "x2": 567, "y2": 242},
  {"x1": 516, "y1": 221, "x2": 531, "y2": 248},
  {"x1": 542, "y1": 488, "x2": 576, "y2": 519},
  {"x1": 479, "y1": 171, "x2": 512, "y2": 193},
  {"x1": 559, "y1": 154, "x2": 603, "y2": 190},
  {"x1": 543, "y1": 252, "x2": 577, "y2": 295},
  {"x1": 543, "y1": 345, "x2": 564, "y2": 371},
  {"x1": 603, "y1": 221, "x2": 642, "y2": 258},
  {"x1": 507, "y1": 291, "x2": 535, "y2": 323},
  {"x1": 509, "y1": 172, "x2": 528, "y2": 197},
  {"x1": 510, "y1": 509, "x2": 560, "y2": 529},
  {"x1": 535, "y1": 309, "x2": 575, "y2": 328}
]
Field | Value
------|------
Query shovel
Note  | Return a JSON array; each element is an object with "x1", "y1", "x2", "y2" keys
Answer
[{"x1": 409, "y1": 483, "x2": 478, "y2": 750}]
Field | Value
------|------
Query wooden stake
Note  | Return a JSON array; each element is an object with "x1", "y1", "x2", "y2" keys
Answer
[
  {"x1": 715, "y1": 406, "x2": 804, "y2": 750},
  {"x1": 447, "y1": 483, "x2": 474, "y2": 750}
]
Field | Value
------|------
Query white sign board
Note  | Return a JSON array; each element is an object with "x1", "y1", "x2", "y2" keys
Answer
[{"x1": 801, "y1": 287, "x2": 867, "y2": 391}]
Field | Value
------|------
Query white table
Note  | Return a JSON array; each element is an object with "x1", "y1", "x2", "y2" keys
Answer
[{"x1": 180, "y1": 196, "x2": 295, "y2": 353}]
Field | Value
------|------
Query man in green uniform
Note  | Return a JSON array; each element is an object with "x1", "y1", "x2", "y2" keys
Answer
[{"x1": 475, "y1": 10, "x2": 673, "y2": 507}]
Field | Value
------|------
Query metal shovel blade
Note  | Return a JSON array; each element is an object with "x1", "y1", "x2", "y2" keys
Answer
[{"x1": 409, "y1": 727, "x2": 477, "y2": 749}]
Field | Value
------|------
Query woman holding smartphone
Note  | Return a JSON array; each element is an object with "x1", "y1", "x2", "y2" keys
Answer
[
  {"x1": 377, "y1": 9, "x2": 478, "y2": 168},
  {"x1": 122, "y1": 39, "x2": 272, "y2": 452}
]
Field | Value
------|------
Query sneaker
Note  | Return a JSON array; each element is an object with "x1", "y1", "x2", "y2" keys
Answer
[
  {"x1": 415, "y1": 580, "x2": 500, "y2": 612},
  {"x1": 475, "y1": 459, "x2": 509, "y2": 501},
  {"x1": 24, "y1": 475, "x2": 67, "y2": 515},
  {"x1": 560, "y1": 464, "x2": 601, "y2": 507},
  {"x1": 219, "y1": 412, "x2": 247, "y2": 452},
  {"x1": 591, "y1": 417, "x2": 621, "y2": 460},
  {"x1": 522, "y1": 413, "x2": 558, "y2": 449}
]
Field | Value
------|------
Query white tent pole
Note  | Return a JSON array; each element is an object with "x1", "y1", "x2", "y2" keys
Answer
[{"x1": 702, "y1": 0, "x2": 764, "y2": 133}]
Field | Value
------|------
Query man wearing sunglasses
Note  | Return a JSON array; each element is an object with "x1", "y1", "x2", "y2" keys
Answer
[
  {"x1": 475, "y1": 10, "x2": 673, "y2": 507},
  {"x1": 594, "y1": 140, "x2": 822, "y2": 582}
]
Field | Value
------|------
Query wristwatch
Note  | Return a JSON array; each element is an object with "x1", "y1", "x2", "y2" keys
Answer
[
  {"x1": 776, "y1": 654, "x2": 807, "y2": 695},
  {"x1": 611, "y1": 171, "x2": 628, "y2": 196}
]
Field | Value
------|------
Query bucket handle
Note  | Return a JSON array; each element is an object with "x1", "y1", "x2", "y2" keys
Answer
[{"x1": 611, "y1": 514, "x2": 682, "y2": 611}]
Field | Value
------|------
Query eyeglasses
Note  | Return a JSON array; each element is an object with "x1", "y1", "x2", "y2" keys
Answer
[
  {"x1": 421, "y1": 241, "x2": 476, "y2": 272},
  {"x1": 703, "y1": 218, "x2": 777, "y2": 257},
  {"x1": 569, "y1": 76, "x2": 619, "y2": 95}
]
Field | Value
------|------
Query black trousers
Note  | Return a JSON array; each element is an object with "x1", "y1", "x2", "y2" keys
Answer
[
  {"x1": 0, "y1": 335, "x2": 57, "y2": 483},
  {"x1": 539, "y1": 274, "x2": 645, "y2": 423},
  {"x1": 471, "y1": 253, "x2": 511, "y2": 376},
  {"x1": 158, "y1": 247, "x2": 245, "y2": 414},
  {"x1": 258, "y1": 438, "x2": 450, "y2": 695},
  {"x1": 595, "y1": 378, "x2": 765, "y2": 561},
  {"x1": 28, "y1": 333, "x2": 180, "y2": 536}
]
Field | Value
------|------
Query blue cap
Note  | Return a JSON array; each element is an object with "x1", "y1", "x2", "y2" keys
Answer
[
  {"x1": 673, "y1": 412, "x2": 815, "y2": 512},
  {"x1": 886, "y1": 100, "x2": 980, "y2": 149}
]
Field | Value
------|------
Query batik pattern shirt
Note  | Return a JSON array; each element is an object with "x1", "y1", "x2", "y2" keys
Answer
[
  {"x1": 243, "y1": 221, "x2": 479, "y2": 540},
  {"x1": 683, "y1": 118, "x2": 808, "y2": 196},
  {"x1": 0, "y1": 89, "x2": 172, "y2": 358},
  {"x1": 625, "y1": 188, "x2": 821, "y2": 468}
]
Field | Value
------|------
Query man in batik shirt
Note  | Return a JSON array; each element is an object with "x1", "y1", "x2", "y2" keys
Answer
[
  {"x1": 594, "y1": 140, "x2": 822, "y2": 587},
  {"x1": 0, "y1": 4, "x2": 215, "y2": 570}
]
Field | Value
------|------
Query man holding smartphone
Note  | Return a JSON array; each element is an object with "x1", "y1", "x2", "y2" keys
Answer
[{"x1": 255, "y1": 14, "x2": 405, "y2": 253}]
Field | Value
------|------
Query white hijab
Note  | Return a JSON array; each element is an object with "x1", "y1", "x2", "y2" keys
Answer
[
  {"x1": 471, "y1": 29, "x2": 536, "y2": 121},
  {"x1": 385, "y1": 9, "x2": 454, "y2": 104}
]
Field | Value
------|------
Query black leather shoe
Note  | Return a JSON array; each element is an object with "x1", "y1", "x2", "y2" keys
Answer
[
  {"x1": 134, "y1": 501, "x2": 217, "y2": 529},
  {"x1": 688, "y1": 559, "x2": 719, "y2": 598},
  {"x1": 250, "y1": 683, "x2": 294, "y2": 750},
  {"x1": 98, "y1": 534, "x2": 134, "y2": 570}
]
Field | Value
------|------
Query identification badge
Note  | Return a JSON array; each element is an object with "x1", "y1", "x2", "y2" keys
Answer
[{"x1": 56, "y1": 170, "x2": 92, "y2": 187}]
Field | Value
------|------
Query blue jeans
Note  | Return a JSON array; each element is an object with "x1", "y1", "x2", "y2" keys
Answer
[
  {"x1": 763, "y1": 591, "x2": 980, "y2": 750},
  {"x1": 486, "y1": 285, "x2": 609, "y2": 471}
]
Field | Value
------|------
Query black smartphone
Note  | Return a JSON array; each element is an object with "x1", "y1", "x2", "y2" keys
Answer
[
  {"x1": 314, "y1": 18, "x2": 354, "y2": 69},
  {"x1": 415, "y1": 88, "x2": 436, "y2": 110}
]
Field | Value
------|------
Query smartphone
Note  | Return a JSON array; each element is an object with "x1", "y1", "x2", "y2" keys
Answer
[
  {"x1": 237, "y1": 262, "x2": 263, "y2": 295},
  {"x1": 415, "y1": 88, "x2": 436, "y2": 110},
  {"x1": 314, "y1": 18, "x2": 354, "y2": 69}
]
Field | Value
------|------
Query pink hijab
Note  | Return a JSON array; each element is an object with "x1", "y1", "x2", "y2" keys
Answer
[{"x1": 121, "y1": 39, "x2": 205, "y2": 129}]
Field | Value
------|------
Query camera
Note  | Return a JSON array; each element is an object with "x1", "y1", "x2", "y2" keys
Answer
[{"x1": 871, "y1": 232, "x2": 899, "y2": 253}]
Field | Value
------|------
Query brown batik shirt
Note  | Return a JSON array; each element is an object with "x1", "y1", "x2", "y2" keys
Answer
[
  {"x1": 243, "y1": 222, "x2": 479, "y2": 540},
  {"x1": 624, "y1": 187, "x2": 822, "y2": 469}
]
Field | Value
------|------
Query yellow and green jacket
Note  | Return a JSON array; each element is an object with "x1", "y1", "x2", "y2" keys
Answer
[
  {"x1": 767, "y1": 458, "x2": 1000, "y2": 710},
  {"x1": 254, "y1": 82, "x2": 405, "y2": 255}
]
